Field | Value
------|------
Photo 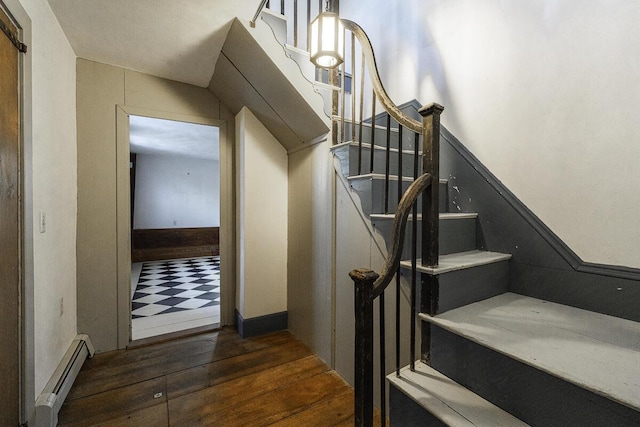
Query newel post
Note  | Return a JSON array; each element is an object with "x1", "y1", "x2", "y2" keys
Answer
[
  {"x1": 349, "y1": 268, "x2": 379, "y2": 427},
  {"x1": 419, "y1": 103, "x2": 444, "y2": 267}
]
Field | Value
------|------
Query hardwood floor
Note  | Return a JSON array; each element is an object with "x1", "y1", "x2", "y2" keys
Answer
[{"x1": 59, "y1": 328, "x2": 380, "y2": 426}]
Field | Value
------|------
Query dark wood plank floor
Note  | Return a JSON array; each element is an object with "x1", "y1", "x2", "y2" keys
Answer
[{"x1": 59, "y1": 328, "x2": 381, "y2": 426}]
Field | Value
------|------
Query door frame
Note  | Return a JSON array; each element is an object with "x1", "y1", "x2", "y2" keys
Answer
[
  {"x1": 1, "y1": 0, "x2": 32, "y2": 424},
  {"x1": 115, "y1": 105, "x2": 234, "y2": 348}
]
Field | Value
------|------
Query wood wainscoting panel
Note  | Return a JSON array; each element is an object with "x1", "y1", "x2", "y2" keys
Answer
[{"x1": 132, "y1": 227, "x2": 219, "y2": 262}]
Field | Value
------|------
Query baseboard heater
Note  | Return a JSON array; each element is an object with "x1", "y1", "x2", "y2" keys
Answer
[{"x1": 35, "y1": 334, "x2": 95, "y2": 427}]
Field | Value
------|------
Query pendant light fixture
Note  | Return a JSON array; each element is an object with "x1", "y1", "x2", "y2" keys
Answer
[{"x1": 309, "y1": 1, "x2": 344, "y2": 68}]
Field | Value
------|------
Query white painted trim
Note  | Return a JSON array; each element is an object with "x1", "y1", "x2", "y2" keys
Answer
[
  {"x1": 370, "y1": 212, "x2": 478, "y2": 221},
  {"x1": 389, "y1": 362, "x2": 529, "y2": 426},
  {"x1": 401, "y1": 250, "x2": 511, "y2": 275},
  {"x1": 115, "y1": 105, "x2": 231, "y2": 346},
  {"x1": 348, "y1": 173, "x2": 447, "y2": 184}
]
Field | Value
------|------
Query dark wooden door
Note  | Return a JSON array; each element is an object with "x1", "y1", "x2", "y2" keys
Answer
[{"x1": 0, "y1": 6, "x2": 21, "y2": 426}]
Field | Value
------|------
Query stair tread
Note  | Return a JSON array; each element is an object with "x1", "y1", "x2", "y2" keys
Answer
[
  {"x1": 335, "y1": 139, "x2": 422, "y2": 155},
  {"x1": 348, "y1": 173, "x2": 448, "y2": 184},
  {"x1": 370, "y1": 212, "x2": 478, "y2": 221},
  {"x1": 420, "y1": 292, "x2": 640, "y2": 411},
  {"x1": 400, "y1": 250, "x2": 511, "y2": 275},
  {"x1": 388, "y1": 362, "x2": 530, "y2": 427}
]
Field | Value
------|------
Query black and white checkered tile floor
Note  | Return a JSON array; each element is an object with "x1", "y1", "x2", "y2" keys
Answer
[{"x1": 132, "y1": 256, "x2": 220, "y2": 319}]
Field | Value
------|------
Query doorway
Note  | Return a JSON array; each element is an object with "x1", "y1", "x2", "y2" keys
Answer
[
  {"x1": 0, "y1": 4, "x2": 21, "y2": 424},
  {"x1": 127, "y1": 115, "x2": 221, "y2": 340}
]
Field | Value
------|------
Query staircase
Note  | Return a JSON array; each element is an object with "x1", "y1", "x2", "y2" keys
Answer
[
  {"x1": 331, "y1": 115, "x2": 640, "y2": 426},
  {"x1": 251, "y1": 3, "x2": 640, "y2": 425}
]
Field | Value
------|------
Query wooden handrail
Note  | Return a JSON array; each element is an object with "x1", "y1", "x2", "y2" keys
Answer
[
  {"x1": 341, "y1": 19, "x2": 422, "y2": 134},
  {"x1": 371, "y1": 173, "x2": 432, "y2": 299},
  {"x1": 250, "y1": 0, "x2": 270, "y2": 27}
]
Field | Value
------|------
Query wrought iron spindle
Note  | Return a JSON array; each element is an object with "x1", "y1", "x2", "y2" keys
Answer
[
  {"x1": 395, "y1": 124, "x2": 403, "y2": 376},
  {"x1": 379, "y1": 292, "x2": 386, "y2": 427},
  {"x1": 369, "y1": 91, "x2": 376, "y2": 173},
  {"x1": 351, "y1": 33, "x2": 356, "y2": 144},
  {"x1": 357, "y1": 50, "x2": 365, "y2": 174},
  {"x1": 293, "y1": 0, "x2": 298, "y2": 47},
  {"x1": 340, "y1": 32, "x2": 346, "y2": 144},
  {"x1": 384, "y1": 114, "x2": 391, "y2": 214}
]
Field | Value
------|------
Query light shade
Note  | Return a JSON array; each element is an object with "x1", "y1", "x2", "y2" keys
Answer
[{"x1": 309, "y1": 11, "x2": 344, "y2": 68}]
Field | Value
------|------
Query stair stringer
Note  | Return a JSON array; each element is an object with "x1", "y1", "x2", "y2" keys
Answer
[
  {"x1": 257, "y1": 10, "x2": 338, "y2": 119},
  {"x1": 208, "y1": 17, "x2": 330, "y2": 152}
]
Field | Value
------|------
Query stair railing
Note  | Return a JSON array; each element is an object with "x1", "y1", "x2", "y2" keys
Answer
[
  {"x1": 338, "y1": 18, "x2": 444, "y2": 427},
  {"x1": 251, "y1": 0, "x2": 322, "y2": 49},
  {"x1": 250, "y1": 2, "x2": 444, "y2": 425}
]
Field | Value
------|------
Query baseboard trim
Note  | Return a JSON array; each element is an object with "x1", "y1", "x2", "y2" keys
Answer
[{"x1": 235, "y1": 310, "x2": 288, "y2": 339}]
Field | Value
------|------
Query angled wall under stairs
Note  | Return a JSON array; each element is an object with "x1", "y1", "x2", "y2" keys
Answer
[{"x1": 208, "y1": 16, "x2": 330, "y2": 152}]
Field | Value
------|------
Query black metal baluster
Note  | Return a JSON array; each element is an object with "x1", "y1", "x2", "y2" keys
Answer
[
  {"x1": 281, "y1": 0, "x2": 285, "y2": 14},
  {"x1": 384, "y1": 114, "x2": 391, "y2": 214},
  {"x1": 379, "y1": 293, "x2": 386, "y2": 427},
  {"x1": 370, "y1": 92, "x2": 376, "y2": 173},
  {"x1": 395, "y1": 274, "x2": 401, "y2": 378},
  {"x1": 293, "y1": 0, "x2": 298, "y2": 48},
  {"x1": 351, "y1": 33, "x2": 356, "y2": 145},
  {"x1": 340, "y1": 34, "x2": 346, "y2": 144},
  {"x1": 357, "y1": 50, "x2": 365, "y2": 175},
  {"x1": 395, "y1": 124, "x2": 403, "y2": 376}
]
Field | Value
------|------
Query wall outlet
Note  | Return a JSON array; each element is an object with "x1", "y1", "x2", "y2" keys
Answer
[
  {"x1": 39, "y1": 211, "x2": 46, "y2": 233},
  {"x1": 59, "y1": 297, "x2": 64, "y2": 317}
]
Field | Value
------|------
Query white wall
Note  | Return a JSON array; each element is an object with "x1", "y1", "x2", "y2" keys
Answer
[
  {"x1": 236, "y1": 107, "x2": 288, "y2": 320},
  {"x1": 76, "y1": 61, "x2": 233, "y2": 351},
  {"x1": 10, "y1": 0, "x2": 78, "y2": 401},
  {"x1": 287, "y1": 139, "x2": 333, "y2": 364},
  {"x1": 133, "y1": 153, "x2": 220, "y2": 229},
  {"x1": 341, "y1": 0, "x2": 640, "y2": 269}
]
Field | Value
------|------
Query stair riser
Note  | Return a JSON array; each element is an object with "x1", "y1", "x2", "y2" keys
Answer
[
  {"x1": 389, "y1": 386, "x2": 447, "y2": 427},
  {"x1": 347, "y1": 144, "x2": 423, "y2": 177},
  {"x1": 344, "y1": 121, "x2": 419, "y2": 151},
  {"x1": 349, "y1": 179, "x2": 448, "y2": 215},
  {"x1": 372, "y1": 217, "x2": 477, "y2": 256},
  {"x1": 404, "y1": 261, "x2": 509, "y2": 315},
  {"x1": 429, "y1": 326, "x2": 640, "y2": 427}
]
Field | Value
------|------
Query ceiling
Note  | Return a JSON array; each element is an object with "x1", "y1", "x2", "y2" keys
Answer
[
  {"x1": 48, "y1": 0, "x2": 330, "y2": 152},
  {"x1": 48, "y1": 0, "x2": 260, "y2": 87},
  {"x1": 129, "y1": 115, "x2": 219, "y2": 161}
]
